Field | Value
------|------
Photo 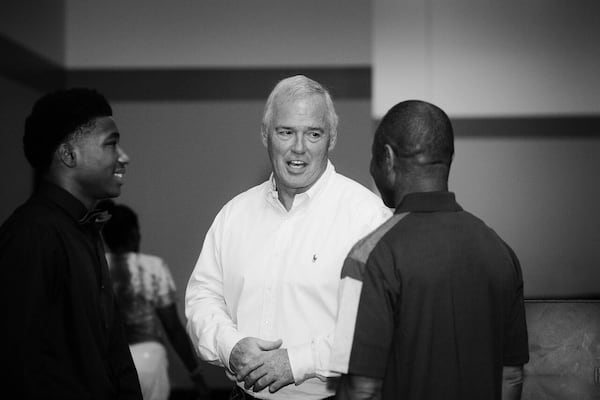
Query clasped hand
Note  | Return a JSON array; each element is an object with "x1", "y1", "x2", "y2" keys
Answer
[{"x1": 228, "y1": 337, "x2": 294, "y2": 393}]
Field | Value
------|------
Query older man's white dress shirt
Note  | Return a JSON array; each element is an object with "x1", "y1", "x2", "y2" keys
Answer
[{"x1": 185, "y1": 161, "x2": 391, "y2": 400}]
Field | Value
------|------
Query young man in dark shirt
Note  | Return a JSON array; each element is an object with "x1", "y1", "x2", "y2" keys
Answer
[{"x1": 0, "y1": 88, "x2": 142, "y2": 399}]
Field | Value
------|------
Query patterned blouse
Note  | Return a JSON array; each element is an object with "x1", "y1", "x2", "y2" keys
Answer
[{"x1": 106, "y1": 252, "x2": 177, "y2": 344}]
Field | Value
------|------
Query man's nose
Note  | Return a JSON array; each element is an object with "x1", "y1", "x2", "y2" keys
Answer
[
  {"x1": 118, "y1": 145, "x2": 130, "y2": 164},
  {"x1": 291, "y1": 133, "x2": 306, "y2": 153}
]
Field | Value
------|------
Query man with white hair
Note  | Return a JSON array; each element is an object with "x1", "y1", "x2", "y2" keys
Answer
[{"x1": 185, "y1": 75, "x2": 391, "y2": 399}]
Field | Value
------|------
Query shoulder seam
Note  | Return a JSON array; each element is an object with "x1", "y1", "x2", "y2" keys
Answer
[{"x1": 347, "y1": 212, "x2": 409, "y2": 265}]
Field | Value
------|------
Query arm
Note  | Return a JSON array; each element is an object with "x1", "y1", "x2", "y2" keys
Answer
[
  {"x1": 335, "y1": 374, "x2": 382, "y2": 400},
  {"x1": 185, "y1": 207, "x2": 286, "y2": 390},
  {"x1": 156, "y1": 303, "x2": 209, "y2": 397},
  {"x1": 185, "y1": 211, "x2": 246, "y2": 368},
  {"x1": 501, "y1": 365, "x2": 524, "y2": 400}
]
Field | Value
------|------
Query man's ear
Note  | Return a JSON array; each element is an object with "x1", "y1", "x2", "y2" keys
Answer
[
  {"x1": 328, "y1": 130, "x2": 337, "y2": 151},
  {"x1": 56, "y1": 142, "x2": 77, "y2": 168},
  {"x1": 261, "y1": 126, "x2": 269, "y2": 148},
  {"x1": 382, "y1": 144, "x2": 396, "y2": 172}
]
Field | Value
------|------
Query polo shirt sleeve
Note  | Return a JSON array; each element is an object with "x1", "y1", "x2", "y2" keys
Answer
[
  {"x1": 502, "y1": 245, "x2": 530, "y2": 366},
  {"x1": 330, "y1": 238, "x2": 399, "y2": 378}
]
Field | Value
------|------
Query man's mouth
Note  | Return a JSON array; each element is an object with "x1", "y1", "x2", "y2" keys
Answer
[
  {"x1": 113, "y1": 169, "x2": 126, "y2": 179},
  {"x1": 288, "y1": 160, "x2": 307, "y2": 169}
]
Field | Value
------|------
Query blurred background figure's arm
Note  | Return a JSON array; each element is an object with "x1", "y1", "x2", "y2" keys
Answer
[{"x1": 157, "y1": 304, "x2": 210, "y2": 399}]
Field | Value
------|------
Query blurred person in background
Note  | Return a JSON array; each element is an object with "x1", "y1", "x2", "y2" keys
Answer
[{"x1": 101, "y1": 200, "x2": 210, "y2": 400}]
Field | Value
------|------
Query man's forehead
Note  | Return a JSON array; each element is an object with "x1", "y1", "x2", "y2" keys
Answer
[
  {"x1": 81, "y1": 116, "x2": 119, "y2": 138},
  {"x1": 274, "y1": 96, "x2": 326, "y2": 118}
]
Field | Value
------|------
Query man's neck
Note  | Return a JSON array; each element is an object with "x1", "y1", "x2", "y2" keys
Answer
[
  {"x1": 278, "y1": 191, "x2": 295, "y2": 211},
  {"x1": 43, "y1": 173, "x2": 96, "y2": 211},
  {"x1": 394, "y1": 180, "x2": 448, "y2": 206}
]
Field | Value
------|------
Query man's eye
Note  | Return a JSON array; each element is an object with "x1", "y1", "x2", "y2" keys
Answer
[
  {"x1": 277, "y1": 130, "x2": 292, "y2": 136},
  {"x1": 307, "y1": 131, "x2": 322, "y2": 141}
]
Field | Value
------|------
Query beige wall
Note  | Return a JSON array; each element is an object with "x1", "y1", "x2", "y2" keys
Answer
[
  {"x1": 373, "y1": 0, "x2": 600, "y2": 298},
  {"x1": 0, "y1": 76, "x2": 40, "y2": 222},
  {"x1": 65, "y1": 0, "x2": 371, "y2": 68},
  {"x1": 0, "y1": 0, "x2": 64, "y2": 221},
  {"x1": 373, "y1": 0, "x2": 600, "y2": 117},
  {"x1": 450, "y1": 137, "x2": 600, "y2": 298},
  {"x1": 0, "y1": 0, "x2": 64, "y2": 65}
]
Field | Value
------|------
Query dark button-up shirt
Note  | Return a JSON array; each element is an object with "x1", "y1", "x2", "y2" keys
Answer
[{"x1": 0, "y1": 182, "x2": 142, "y2": 399}]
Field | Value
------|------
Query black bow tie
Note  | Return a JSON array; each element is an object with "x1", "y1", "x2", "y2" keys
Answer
[{"x1": 79, "y1": 209, "x2": 112, "y2": 229}]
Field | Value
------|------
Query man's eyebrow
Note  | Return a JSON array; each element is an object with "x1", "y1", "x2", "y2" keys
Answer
[
  {"x1": 106, "y1": 132, "x2": 121, "y2": 140},
  {"x1": 275, "y1": 126, "x2": 325, "y2": 132}
]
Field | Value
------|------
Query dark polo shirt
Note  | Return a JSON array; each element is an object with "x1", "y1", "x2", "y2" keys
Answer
[
  {"x1": 333, "y1": 191, "x2": 528, "y2": 400},
  {"x1": 0, "y1": 182, "x2": 141, "y2": 399}
]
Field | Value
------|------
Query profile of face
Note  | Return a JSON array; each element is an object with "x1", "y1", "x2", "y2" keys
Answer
[
  {"x1": 262, "y1": 94, "x2": 336, "y2": 203},
  {"x1": 70, "y1": 116, "x2": 129, "y2": 203}
]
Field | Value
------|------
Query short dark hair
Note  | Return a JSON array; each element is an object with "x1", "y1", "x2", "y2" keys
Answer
[
  {"x1": 373, "y1": 100, "x2": 454, "y2": 173},
  {"x1": 23, "y1": 88, "x2": 113, "y2": 171},
  {"x1": 100, "y1": 200, "x2": 140, "y2": 254}
]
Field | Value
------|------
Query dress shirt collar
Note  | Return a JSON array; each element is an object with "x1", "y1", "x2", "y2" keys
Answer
[
  {"x1": 35, "y1": 181, "x2": 89, "y2": 222},
  {"x1": 395, "y1": 191, "x2": 463, "y2": 214},
  {"x1": 267, "y1": 160, "x2": 335, "y2": 209},
  {"x1": 34, "y1": 181, "x2": 111, "y2": 229}
]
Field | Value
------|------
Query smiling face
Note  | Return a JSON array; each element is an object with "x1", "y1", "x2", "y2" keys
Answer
[
  {"x1": 262, "y1": 94, "x2": 336, "y2": 208},
  {"x1": 70, "y1": 116, "x2": 129, "y2": 207}
]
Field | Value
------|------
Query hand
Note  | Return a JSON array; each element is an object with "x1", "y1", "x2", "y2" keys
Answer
[
  {"x1": 229, "y1": 337, "x2": 283, "y2": 377},
  {"x1": 240, "y1": 348, "x2": 294, "y2": 393},
  {"x1": 225, "y1": 369, "x2": 237, "y2": 382}
]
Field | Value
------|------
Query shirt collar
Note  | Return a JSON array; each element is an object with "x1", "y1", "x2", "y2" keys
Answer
[
  {"x1": 395, "y1": 191, "x2": 463, "y2": 214},
  {"x1": 267, "y1": 160, "x2": 335, "y2": 206},
  {"x1": 35, "y1": 181, "x2": 89, "y2": 222},
  {"x1": 34, "y1": 182, "x2": 111, "y2": 229},
  {"x1": 303, "y1": 159, "x2": 334, "y2": 199}
]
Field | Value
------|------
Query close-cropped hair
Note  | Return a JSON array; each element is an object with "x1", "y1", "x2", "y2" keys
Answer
[
  {"x1": 23, "y1": 87, "x2": 113, "y2": 171},
  {"x1": 261, "y1": 75, "x2": 338, "y2": 136},
  {"x1": 373, "y1": 100, "x2": 454, "y2": 171}
]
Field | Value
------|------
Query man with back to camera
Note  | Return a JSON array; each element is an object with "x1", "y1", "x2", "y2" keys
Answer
[
  {"x1": 0, "y1": 88, "x2": 142, "y2": 399},
  {"x1": 330, "y1": 100, "x2": 529, "y2": 400},
  {"x1": 185, "y1": 75, "x2": 392, "y2": 399}
]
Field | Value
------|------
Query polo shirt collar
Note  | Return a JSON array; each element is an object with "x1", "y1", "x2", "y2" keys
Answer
[{"x1": 395, "y1": 191, "x2": 463, "y2": 214}]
